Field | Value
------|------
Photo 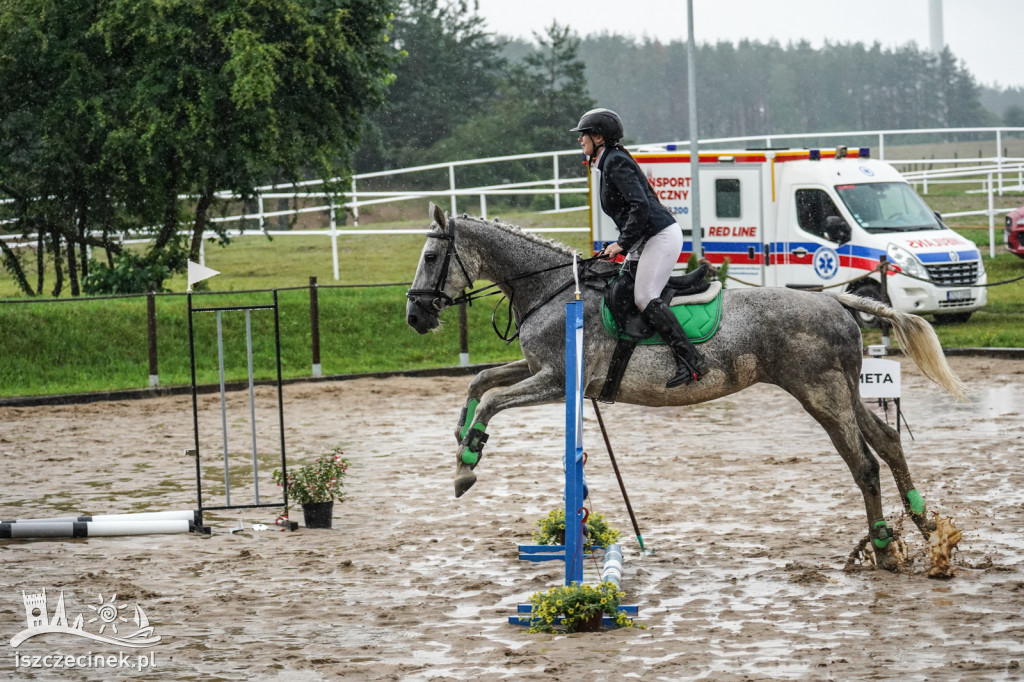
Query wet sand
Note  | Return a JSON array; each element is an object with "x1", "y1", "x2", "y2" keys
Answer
[{"x1": 1, "y1": 355, "x2": 1022, "y2": 680}]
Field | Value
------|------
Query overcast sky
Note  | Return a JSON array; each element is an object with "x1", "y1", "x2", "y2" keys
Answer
[{"x1": 473, "y1": 0, "x2": 1023, "y2": 89}]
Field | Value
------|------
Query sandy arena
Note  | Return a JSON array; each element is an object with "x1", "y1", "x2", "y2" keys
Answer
[{"x1": 1, "y1": 354, "x2": 1022, "y2": 680}]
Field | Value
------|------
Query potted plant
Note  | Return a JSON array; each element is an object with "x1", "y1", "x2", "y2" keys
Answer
[
  {"x1": 532, "y1": 509, "x2": 622, "y2": 552},
  {"x1": 526, "y1": 581, "x2": 640, "y2": 634},
  {"x1": 273, "y1": 447, "x2": 350, "y2": 529}
]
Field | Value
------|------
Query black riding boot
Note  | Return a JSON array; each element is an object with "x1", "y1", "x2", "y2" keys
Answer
[{"x1": 641, "y1": 298, "x2": 709, "y2": 387}]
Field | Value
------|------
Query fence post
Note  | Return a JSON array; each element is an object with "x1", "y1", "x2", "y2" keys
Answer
[
  {"x1": 553, "y1": 154, "x2": 561, "y2": 212},
  {"x1": 449, "y1": 164, "x2": 458, "y2": 215},
  {"x1": 309, "y1": 276, "x2": 322, "y2": 378},
  {"x1": 987, "y1": 173, "x2": 996, "y2": 259},
  {"x1": 996, "y1": 129, "x2": 1003, "y2": 196},
  {"x1": 459, "y1": 300, "x2": 469, "y2": 367},
  {"x1": 329, "y1": 204, "x2": 340, "y2": 281},
  {"x1": 147, "y1": 287, "x2": 159, "y2": 388},
  {"x1": 878, "y1": 256, "x2": 891, "y2": 349},
  {"x1": 351, "y1": 176, "x2": 360, "y2": 227}
]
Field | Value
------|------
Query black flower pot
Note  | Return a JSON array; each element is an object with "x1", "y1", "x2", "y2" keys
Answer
[{"x1": 302, "y1": 501, "x2": 334, "y2": 529}]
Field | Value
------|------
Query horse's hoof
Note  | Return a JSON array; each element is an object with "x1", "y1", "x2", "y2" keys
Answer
[
  {"x1": 454, "y1": 458, "x2": 477, "y2": 498},
  {"x1": 455, "y1": 471, "x2": 477, "y2": 498},
  {"x1": 876, "y1": 552, "x2": 900, "y2": 572}
]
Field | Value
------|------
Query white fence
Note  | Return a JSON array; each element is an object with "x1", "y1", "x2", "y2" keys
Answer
[{"x1": 3, "y1": 126, "x2": 1024, "y2": 277}]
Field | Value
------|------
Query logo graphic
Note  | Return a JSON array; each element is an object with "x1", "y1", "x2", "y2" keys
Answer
[
  {"x1": 813, "y1": 246, "x2": 840, "y2": 280},
  {"x1": 859, "y1": 166, "x2": 875, "y2": 177},
  {"x1": 11, "y1": 590, "x2": 161, "y2": 649},
  {"x1": 948, "y1": 250, "x2": 959, "y2": 262}
]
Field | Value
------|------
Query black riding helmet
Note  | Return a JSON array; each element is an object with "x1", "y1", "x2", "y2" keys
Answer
[{"x1": 570, "y1": 108, "x2": 624, "y2": 145}]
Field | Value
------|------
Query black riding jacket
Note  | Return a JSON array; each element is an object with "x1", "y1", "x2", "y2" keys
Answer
[{"x1": 597, "y1": 146, "x2": 675, "y2": 254}]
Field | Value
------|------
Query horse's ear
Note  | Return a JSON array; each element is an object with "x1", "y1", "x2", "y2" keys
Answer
[{"x1": 429, "y1": 202, "x2": 447, "y2": 231}]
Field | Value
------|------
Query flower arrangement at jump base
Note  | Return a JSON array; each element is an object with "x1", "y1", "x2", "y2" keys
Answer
[
  {"x1": 532, "y1": 508, "x2": 622, "y2": 552},
  {"x1": 526, "y1": 581, "x2": 640, "y2": 633},
  {"x1": 273, "y1": 447, "x2": 350, "y2": 529}
]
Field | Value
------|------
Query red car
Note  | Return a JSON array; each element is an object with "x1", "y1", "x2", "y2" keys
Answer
[{"x1": 1007, "y1": 205, "x2": 1024, "y2": 258}]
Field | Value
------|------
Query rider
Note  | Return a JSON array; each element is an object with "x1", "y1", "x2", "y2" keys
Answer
[{"x1": 571, "y1": 108, "x2": 708, "y2": 387}]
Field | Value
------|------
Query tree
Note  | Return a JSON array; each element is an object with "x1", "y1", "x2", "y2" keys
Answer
[
  {"x1": 1004, "y1": 105, "x2": 1024, "y2": 127},
  {"x1": 0, "y1": 0, "x2": 133, "y2": 296},
  {"x1": 356, "y1": 0, "x2": 505, "y2": 171},
  {"x1": 0, "y1": 0, "x2": 399, "y2": 295},
  {"x1": 420, "y1": 22, "x2": 594, "y2": 205}
]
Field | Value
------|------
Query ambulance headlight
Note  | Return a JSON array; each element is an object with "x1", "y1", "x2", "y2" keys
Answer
[{"x1": 886, "y1": 243, "x2": 929, "y2": 281}]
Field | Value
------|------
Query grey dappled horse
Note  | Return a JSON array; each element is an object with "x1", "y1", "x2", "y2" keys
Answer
[{"x1": 406, "y1": 203, "x2": 966, "y2": 570}]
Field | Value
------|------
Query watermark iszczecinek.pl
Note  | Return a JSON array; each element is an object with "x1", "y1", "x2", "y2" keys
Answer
[{"x1": 10, "y1": 589, "x2": 161, "y2": 670}]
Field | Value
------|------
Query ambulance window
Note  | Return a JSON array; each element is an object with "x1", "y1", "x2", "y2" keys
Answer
[
  {"x1": 795, "y1": 189, "x2": 841, "y2": 240},
  {"x1": 715, "y1": 179, "x2": 741, "y2": 218}
]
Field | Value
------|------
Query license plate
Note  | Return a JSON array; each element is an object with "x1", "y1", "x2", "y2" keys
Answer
[{"x1": 946, "y1": 289, "x2": 971, "y2": 301}]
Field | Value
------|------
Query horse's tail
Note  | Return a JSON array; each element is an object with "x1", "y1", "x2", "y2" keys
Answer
[{"x1": 834, "y1": 292, "x2": 968, "y2": 401}]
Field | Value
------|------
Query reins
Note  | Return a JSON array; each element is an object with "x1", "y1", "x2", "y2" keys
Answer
[
  {"x1": 489, "y1": 258, "x2": 606, "y2": 344},
  {"x1": 406, "y1": 215, "x2": 609, "y2": 344}
]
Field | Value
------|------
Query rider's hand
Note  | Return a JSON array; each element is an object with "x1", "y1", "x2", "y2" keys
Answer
[{"x1": 599, "y1": 242, "x2": 624, "y2": 259}]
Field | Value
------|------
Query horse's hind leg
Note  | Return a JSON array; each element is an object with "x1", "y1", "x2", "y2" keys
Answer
[
  {"x1": 454, "y1": 368, "x2": 564, "y2": 498},
  {"x1": 854, "y1": 400, "x2": 935, "y2": 538},
  {"x1": 789, "y1": 382, "x2": 901, "y2": 571}
]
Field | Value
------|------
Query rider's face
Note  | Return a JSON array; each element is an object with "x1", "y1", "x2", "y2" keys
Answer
[{"x1": 579, "y1": 132, "x2": 604, "y2": 157}]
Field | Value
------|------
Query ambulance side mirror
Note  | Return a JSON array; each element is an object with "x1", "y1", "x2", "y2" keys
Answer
[{"x1": 824, "y1": 216, "x2": 851, "y2": 245}]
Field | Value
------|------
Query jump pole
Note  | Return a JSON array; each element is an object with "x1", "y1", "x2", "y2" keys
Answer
[
  {"x1": 0, "y1": 520, "x2": 196, "y2": 539},
  {"x1": 510, "y1": 257, "x2": 638, "y2": 628}
]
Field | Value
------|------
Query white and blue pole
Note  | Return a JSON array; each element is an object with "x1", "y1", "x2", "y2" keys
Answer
[{"x1": 564, "y1": 255, "x2": 586, "y2": 585}]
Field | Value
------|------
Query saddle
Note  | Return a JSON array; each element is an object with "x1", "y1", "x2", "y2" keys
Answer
[
  {"x1": 603, "y1": 263, "x2": 713, "y2": 339},
  {"x1": 598, "y1": 263, "x2": 723, "y2": 403}
]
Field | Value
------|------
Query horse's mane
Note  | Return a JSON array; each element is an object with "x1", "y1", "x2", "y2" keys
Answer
[{"x1": 460, "y1": 214, "x2": 576, "y2": 257}]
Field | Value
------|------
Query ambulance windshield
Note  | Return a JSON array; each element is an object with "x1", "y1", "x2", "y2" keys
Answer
[{"x1": 835, "y1": 182, "x2": 943, "y2": 233}]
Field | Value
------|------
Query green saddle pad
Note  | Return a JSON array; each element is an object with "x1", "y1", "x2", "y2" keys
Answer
[{"x1": 601, "y1": 288, "x2": 723, "y2": 345}]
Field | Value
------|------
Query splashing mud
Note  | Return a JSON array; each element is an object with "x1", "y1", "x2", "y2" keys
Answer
[
  {"x1": 845, "y1": 513, "x2": 963, "y2": 578},
  {"x1": 845, "y1": 530, "x2": 910, "y2": 572},
  {"x1": 927, "y1": 514, "x2": 963, "y2": 579}
]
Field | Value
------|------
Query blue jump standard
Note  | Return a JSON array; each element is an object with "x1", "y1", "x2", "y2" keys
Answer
[{"x1": 508, "y1": 297, "x2": 638, "y2": 629}]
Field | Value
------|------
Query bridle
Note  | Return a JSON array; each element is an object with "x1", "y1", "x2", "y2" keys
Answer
[
  {"x1": 405, "y1": 217, "x2": 474, "y2": 313},
  {"x1": 406, "y1": 215, "x2": 607, "y2": 341}
]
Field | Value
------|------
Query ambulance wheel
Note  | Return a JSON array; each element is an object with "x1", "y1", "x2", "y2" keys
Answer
[
  {"x1": 849, "y1": 281, "x2": 883, "y2": 329},
  {"x1": 933, "y1": 312, "x2": 972, "y2": 325}
]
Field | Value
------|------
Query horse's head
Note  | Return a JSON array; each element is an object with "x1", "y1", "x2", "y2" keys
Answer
[{"x1": 406, "y1": 203, "x2": 474, "y2": 334}]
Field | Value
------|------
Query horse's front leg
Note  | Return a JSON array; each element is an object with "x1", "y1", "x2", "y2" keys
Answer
[
  {"x1": 454, "y1": 359, "x2": 533, "y2": 443},
  {"x1": 455, "y1": 368, "x2": 563, "y2": 498}
]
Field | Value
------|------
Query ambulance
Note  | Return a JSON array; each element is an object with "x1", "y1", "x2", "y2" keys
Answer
[{"x1": 589, "y1": 146, "x2": 988, "y2": 325}]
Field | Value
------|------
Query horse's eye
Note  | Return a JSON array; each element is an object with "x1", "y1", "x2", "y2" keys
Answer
[{"x1": 425, "y1": 253, "x2": 438, "y2": 264}]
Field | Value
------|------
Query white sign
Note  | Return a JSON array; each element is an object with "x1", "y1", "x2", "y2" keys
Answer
[
  {"x1": 860, "y1": 358, "x2": 901, "y2": 399},
  {"x1": 187, "y1": 260, "x2": 220, "y2": 291}
]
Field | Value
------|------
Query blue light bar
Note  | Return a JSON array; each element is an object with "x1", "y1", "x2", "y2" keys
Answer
[
  {"x1": 859, "y1": 147, "x2": 871, "y2": 158},
  {"x1": 809, "y1": 149, "x2": 821, "y2": 160},
  {"x1": 666, "y1": 144, "x2": 677, "y2": 151}
]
